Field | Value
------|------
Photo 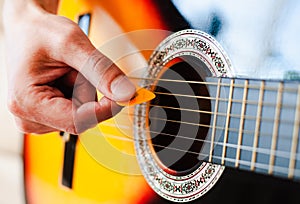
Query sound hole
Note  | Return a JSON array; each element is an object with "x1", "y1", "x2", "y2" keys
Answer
[{"x1": 149, "y1": 56, "x2": 212, "y2": 176}]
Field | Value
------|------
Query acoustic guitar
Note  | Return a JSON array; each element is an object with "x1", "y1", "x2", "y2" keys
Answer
[{"x1": 24, "y1": 0, "x2": 300, "y2": 203}]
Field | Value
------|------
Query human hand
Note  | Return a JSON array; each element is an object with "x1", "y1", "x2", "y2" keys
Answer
[{"x1": 3, "y1": 0, "x2": 136, "y2": 134}]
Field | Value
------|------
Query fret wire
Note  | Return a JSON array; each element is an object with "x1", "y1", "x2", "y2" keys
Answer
[
  {"x1": 149, "y1": 104, "x2": 296, "y2": 126},
  {"x1": 251, "y1": 81, "x2": 265, "y2": 171},
  {"x1": 123, "y1": 112, "x2": 297, "y2": 139},
  {"x1": 148, "y1": 130, "x2": 300, "y2": 160},
  {"x1": 150, "y1": 142, "x2": 298, "y2": 177},
  {"x1": 154, "y1": 91, "x2": 296, "y2": 109},
  {"x1": 269, "y1": 82, "x2": 284, "y2": 175},
  {"x1": 288, "y1": 84, "x2": 300, "y2": 178},
  {"x1": 209, "y1": 78, "x2": 221, "y2": 162},
  {"x1": 129, "y1": 76, "x2": 299, "y2": 93},
  {"x1": 99, "y1": 125, "x2": 300, "y2": 161},
  {"x1": 235, "y1": 80, "x2": 248, "y2": 167},
  {"x1": 221, "y1": 79, "x2": 234, "y2": 165}
]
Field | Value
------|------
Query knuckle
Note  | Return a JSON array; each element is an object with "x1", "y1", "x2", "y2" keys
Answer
[
  {"x1": 7, "y1": 87, "x2": 34, "y2": 118},
  {"x1": 7, "y1": 98, "x2": 22, "y2": 117},
  {"x1": 90, "y1": 53, "x2": 113, "y2": 76},
  {"x1": 93, "y1": 53, "x2": 113, "y2": 70},
  {"x1": 14, "y1": 118, "x2": 31, "y2": 133},
  {"x1": 57, "y1": 22, "x2": 81, "y2": 47},
  {"x1": 65, "y1": 124, "x2": 78, "y2": 135},
  {"x1": 87, "y1": 53, "x2": 119, "y2": 88}
]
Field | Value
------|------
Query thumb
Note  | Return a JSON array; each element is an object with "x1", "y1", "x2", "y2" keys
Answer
[{"x1": 52, "y1": 17, "x2": 136, "y2": 102}]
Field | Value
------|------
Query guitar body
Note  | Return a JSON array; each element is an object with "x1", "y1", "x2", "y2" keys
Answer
[
  {"x1": 24, "y1": 0, "x2": 300, "y2": 203},
  {"x1": 24, "y1": 1, "x2": 180, "y2": 203}
]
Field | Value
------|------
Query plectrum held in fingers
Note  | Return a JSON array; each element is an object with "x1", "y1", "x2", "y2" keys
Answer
[{"x1": 117, "y1": 87, "x2": 156, "y2": 106}]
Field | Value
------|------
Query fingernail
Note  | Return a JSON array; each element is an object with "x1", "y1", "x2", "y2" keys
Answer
[{"x1": 111, "y1": 75, "x2": 136, "y2": 101}]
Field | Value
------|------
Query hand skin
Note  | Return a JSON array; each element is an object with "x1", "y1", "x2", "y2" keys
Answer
[{"x1": 3, "y1": 0, "x2": 136, "y2": 134}]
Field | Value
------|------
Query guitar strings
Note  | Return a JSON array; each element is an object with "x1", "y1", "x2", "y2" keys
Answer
[
  {"x1": 149, "y1": 104, "x2": 296, "y2": 126},
  {"x1": 153, "y1": 91, "x2": 297, "y2": 109},
  {"x1": 97, "y1": 125, "x2": 300, "y2": 172},
  {"x1": 129, "y1": 76, "x2": 299, "y2": 115},
  {"x1": 129, "y1": 76, "x2": 300, "y2": 93},
  {"x1": 148, "y1": 130, "x2": 298, "y2": 160},
  {"x1": 151, "y1": 142, "x2": 300, "y2": 174},
  {"x1": 99, "y1": 120, "x2": 300, "y2": 161},
  {"x1": 153, "y1": 142, "x2": 300, "y2": 175},
  {"x1": 119, "y1": 111, "x2": 298, "y2": 139},
  {"x1": 95, "y1": 76, "x2": 300, "y2": 171}
]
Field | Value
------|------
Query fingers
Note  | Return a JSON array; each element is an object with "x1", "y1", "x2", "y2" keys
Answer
[
  {"x1": 59, "y1": 70, "x2": 97, "y2": 105},
  {"x1": 74, "y1": 97, "x2": 122, "y2": 133},
  {"x1": 56, "y1": 71, "x2": 121, "y2": 134},
  {"x1": 50, "y1": 16, "x2": 136, "y2": 102},
  {"x1": 10, "y1": 84, "x2": 122, "y2": 134}
]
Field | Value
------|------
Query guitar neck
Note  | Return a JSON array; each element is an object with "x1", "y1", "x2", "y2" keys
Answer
[{"x1": 203, "y1": 77, "x2": 300, "y2": 181}]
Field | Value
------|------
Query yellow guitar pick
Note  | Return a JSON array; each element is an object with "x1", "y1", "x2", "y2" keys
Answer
[{"x1": 117, "y1": 87, "x2": 155, "y2": 106}]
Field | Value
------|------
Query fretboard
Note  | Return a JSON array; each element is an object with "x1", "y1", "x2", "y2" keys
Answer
[{"x1": 203, "y1": 77, "x2": 300, "y2": 181}]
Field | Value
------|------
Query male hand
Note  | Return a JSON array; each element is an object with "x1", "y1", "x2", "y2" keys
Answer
[{"x1": 3, "y1": 0, "x2": 136, "y2": 134}]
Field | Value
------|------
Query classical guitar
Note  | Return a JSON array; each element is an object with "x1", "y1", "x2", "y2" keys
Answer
[{"x1": 24, "y1": 0, "x2": 300, "y2": 203}]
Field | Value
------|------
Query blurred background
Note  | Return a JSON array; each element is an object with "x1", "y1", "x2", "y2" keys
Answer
[
  {"x1": 172, "y1": 0, "x2": 300, "y2": 79},
  {"x1": 0, "y1": 0, "x2": 24, "y2": 204}
]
